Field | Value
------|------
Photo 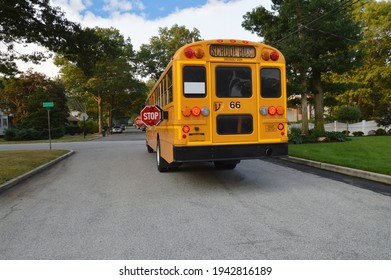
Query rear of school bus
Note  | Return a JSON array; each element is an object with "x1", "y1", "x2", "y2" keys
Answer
[{"x1": 149, "y1": 39, "x2": 288, "y2": 171}]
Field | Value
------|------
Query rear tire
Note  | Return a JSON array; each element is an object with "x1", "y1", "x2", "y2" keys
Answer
[
  {"x1": 214, "y1": 160, "x2": 239, "y2": 170},
  {"x1": 156, "y1": 140, "x2": 170, "y2": 172}
]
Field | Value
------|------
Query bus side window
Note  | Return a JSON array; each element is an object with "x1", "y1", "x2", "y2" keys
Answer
[
  {"x1": 183, "y1": 66, "x2": 206, "y2": 98},
  {"x1": 261, "y1": 68, "x2": 281, "y2": 98}
]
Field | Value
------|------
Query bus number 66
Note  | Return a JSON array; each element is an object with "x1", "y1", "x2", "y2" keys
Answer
[{"x1": 229, "y1": 101, "x2": 241, "y2": 109}]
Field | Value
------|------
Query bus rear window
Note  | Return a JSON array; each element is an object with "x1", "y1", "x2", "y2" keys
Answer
[
  {"x1": 217, "y1": 114, "x2": 253, "y2": 135},
  {"x1": 216, "y1": 67, "x2": 252, "y2": 98},
  {"x1": 261, "y1": 68, "x2": 281, "y2": 98},
  {"x1": 183, "y1": 66, "x2": 206, "y2": 98}
]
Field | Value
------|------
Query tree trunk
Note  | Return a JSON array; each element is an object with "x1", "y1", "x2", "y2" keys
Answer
[
  {"x1": 97, "y1": 94, "x2": 103, "y2": 134},
  {"x1": 300, "y1": 69, "x2": 309, "y2": 135},
  {"x1": 313, "y1": 69, "x2": 325, "y2": 133}
]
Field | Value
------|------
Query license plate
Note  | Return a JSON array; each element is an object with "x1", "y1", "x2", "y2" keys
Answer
[{"x1": 265, "y1": 124, "x2": 276, "y2": 132}]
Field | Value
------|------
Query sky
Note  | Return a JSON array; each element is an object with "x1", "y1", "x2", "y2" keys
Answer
[{"x1": 16, "y1": 0, "x2": 272, "y2": 77}]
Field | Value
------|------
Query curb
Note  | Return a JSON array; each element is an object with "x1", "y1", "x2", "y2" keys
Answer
[
  {"x1": 284, "y1": 156, "x2": 391, "y2": 185},
  {"x1": 0, "y1": 150, "x2": 75, "y2": 193}
]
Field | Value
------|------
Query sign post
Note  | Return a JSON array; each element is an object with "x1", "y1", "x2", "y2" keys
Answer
[
  {"x1": 42, "y1": 102, "x2": 54, "y2": 150},
  {"x1": 80, "y1": 113, "x2": 89, "y2": 139},
  {"x1": 140, "y1": 105, "x2": 163, "y2": 127}
]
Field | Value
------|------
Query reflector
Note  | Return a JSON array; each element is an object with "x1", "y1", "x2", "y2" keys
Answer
[{"x1": 182, "y1": 125, "x2": 190, "y2": 133}]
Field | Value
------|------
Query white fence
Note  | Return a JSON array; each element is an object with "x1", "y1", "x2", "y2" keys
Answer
[
  {"x1": 324, "y1": 120, "x2": 387, "y2": 135},
  {"x1": 290, "y1": 120, "x2": 387, "y2": 136}
]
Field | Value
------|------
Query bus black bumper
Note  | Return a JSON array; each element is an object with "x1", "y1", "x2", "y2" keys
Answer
[{"x1": 173, "y1": 143, "x2": 288, "y2": 163}]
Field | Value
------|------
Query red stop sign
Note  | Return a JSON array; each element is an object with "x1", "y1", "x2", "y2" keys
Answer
[
  {"x1": 140, "y1": 105, "x2": 163, "y2": 126},
  {"x1": 135, "y1": 116, "x2": 143, "y2": 128}
]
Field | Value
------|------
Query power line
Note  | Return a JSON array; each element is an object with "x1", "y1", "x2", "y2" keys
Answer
[{"x1": 272, "y1": 0, "x2": 365, "y2": 45}]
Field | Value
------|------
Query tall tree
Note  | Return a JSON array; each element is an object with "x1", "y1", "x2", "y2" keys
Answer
[
  {"x1": 135, "y1": 24, "x2": 202, "y2": 80},
  {"x1": 0, "y1": 71, "x2": 68, "y2": 130},
  {"x1": 242, "y1": 0, "x2": 361, "y2": 133},
  {"x1": 0, "y1": 0, "x2": 81, "y2": 76},
  {"x1": 55, "y1": 27, "x2": 145, "y2": 132}
]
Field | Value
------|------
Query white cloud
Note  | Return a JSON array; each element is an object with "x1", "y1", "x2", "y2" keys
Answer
[{"x1": 19, "y1": 0, "x2": 272, "y2": 77}]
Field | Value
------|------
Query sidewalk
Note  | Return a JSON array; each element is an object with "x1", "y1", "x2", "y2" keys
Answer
[{"x1": 284, "y1": 156, "x2": 391, "y2": 185}]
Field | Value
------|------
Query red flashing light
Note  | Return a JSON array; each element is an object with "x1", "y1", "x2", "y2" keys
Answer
[
  {"x1": 184, "y1": 47, "x2": 195, "y2": 58},
  {"x1": 270, "y1": 51, "x2": 279, "y2": 61},
  {"x1": 230, "y1": 39, "x2": 237, "y2": 43},
  {"x1": 217, "y1": 39, "x2": 224, "y2": 43},
  {"x1": 242, "y1": 40, "x2": 249, "y2": 44}
]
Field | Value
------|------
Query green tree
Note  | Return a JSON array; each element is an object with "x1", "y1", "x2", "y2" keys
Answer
[
  {"x1": 55, "y1": 27, "x2": 146, "y2": 132},
  {"x1": 0, "y1": 0, "x2": 81, "y2": 76},
  {"x1": 337, "y1": 1, "x2": 390, "y2": 120},
  {"x1": 0, "y1": 71, "x2": 68, "y2": 132},
  {"x1": 335, "y1": 105, "x2": 362, "y2": 134},
  {"x1": 135, "y1": 24, "x2": 202, "y2": 80},
  {"x1": 242, "y1": 0, "x2": 361, "y2": 134}
]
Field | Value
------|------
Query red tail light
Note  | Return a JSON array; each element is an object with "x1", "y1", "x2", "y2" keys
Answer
[
  {"x1": 191, "y1": 106, "x2": 201, "y2": 116},
  {"x1": 268, "y1": 106, "x2": 277, "y2": 115},
  {"x1": 278, "y1": 123, "x2": 284, "y2": 130}
]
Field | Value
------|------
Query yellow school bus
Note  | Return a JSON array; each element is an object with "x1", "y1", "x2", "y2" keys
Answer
[{"x1": 144, "y1": 39, "x2": 288, "y2": 172}]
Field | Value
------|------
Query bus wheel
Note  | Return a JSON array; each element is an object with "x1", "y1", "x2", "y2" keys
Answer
[
  {"x1": 214, "y1": 161, "x2": 239, "y2": 170},
  {"x1": 156, "y1": 140, "x2": 169, "y2": 172}
]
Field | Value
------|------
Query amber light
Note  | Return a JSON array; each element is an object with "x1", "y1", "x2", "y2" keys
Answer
[
  {"x1": 194, "y1": 48, "x2": 204, "y2": 58},
  {"x1": 261, "y1": 51, "x2": 270, "y2": 61},
  {"x1": 277, "y1": 106, "x2": 285, "y2": 115},
  {"x1": 182, "y1": 106, "x2": 191, "y2": 117},
  {"x1": 268, "y1": 106, "x2": 277, "y2": 115}
]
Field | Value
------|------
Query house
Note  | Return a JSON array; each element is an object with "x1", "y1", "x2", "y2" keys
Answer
[{"x1": 0, "y1": 110, "x2": 10, "y2": 136}]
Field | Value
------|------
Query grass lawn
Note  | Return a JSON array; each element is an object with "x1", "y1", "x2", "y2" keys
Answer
[
  {"x1": 288, "y1": 136, "x2": 391, "y2": 175},
  {"x1": 0, "y1": 133, "x2": 101, "y2": 144},
  {"x1": 0, "y1": 150, "x2": 69, "y2": 185}
]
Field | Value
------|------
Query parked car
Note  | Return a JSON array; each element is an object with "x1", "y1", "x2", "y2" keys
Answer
[
  {"x1": 120, "y1": 124, "x2": 126, "y2": 131},
  {"x1": 111, "y1": 126, "x2": 122, "y2": 134}
]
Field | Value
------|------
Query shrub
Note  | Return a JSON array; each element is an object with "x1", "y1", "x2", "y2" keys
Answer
[
  {"x1": 78, "y1": 119, "x2": 98, "y2": 134},
  {"x1": 4, "y1": 127, "x2": 64, "y2": 140},
  {"x1": 65, "y1": 124, "x2": 81, "y2": 135},
  {"x1": 288, "y1": 127, "x2": 303, "y2": 144},
  {"x1": 376, "y1": 128, "x2": 386, "y2": 136},
  {"x1": 325, "y1": 131, "x2": 347, "y2": 142},
  {"x1": 352, "y1": 131, "x2": 364, "y2": 137}
]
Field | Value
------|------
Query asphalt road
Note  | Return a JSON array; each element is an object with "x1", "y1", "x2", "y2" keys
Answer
[{"x1": 0, "y1": 127, "x2": 390, "y2": 259}]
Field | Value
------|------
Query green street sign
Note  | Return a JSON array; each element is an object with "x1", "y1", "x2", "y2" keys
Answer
[{"x1": 42, "y1": 102, "x2": 54, "y2": 108}]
